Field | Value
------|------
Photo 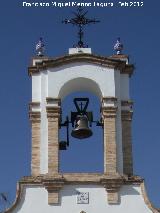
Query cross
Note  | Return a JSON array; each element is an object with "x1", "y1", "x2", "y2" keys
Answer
[
  {"x1": 62, "y1": 6, "x2": 100, "y2": 48},
  {"x1": 74, "y1": 98, "x2": 89, "y2": 114},
  {"x1": 79, "y1": 101, "x2": 85, "y2": 112}
]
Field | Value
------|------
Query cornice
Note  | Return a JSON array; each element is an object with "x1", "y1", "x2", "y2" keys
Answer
[
  {"x1": 123, "y1": 64, "x2": 134, "y2": 76},
  {"x1": 28, "y1": 53, "x2": 134, "y2": 76},
  {"x1": 14, "y1": 174, "x2": 144, "y2": 185},
  {"x1": 121, "y1": 100, "x2": 134, "y2": 107},
  {"x1": 109, "y1": 54, "x2": 129, "y2": 59},
  {"x1": 46, "y1": 106, "x2": 61, "y2": 114},
  {"x1": 46, "y1": 106, "x2": 61, "y2": 119},
  {"x1": 29, "y1": 102, "x2": 40, "y2": 111},
  {"x1": 46, "y1": 97, "x2": 61, "y2": 105},
  {"x1": 101, "y1": 106, "x2": 118, "y2": 118},
  {"x1": 4, "y1": 175, "x2": 159, "y2": 213},
  {"x1": 29, "y1": 111, "x2": 41, "y2": 122},
  {"x1": 102, "y1": 97, "x2": 118, "y2": 102},
  {"x1": 29, "y1": 102, "x2": 40, "y2": 107}
]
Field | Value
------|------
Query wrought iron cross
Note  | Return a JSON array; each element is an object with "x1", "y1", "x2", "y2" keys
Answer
[{"x1": 62, "y1": 6, "x2": 100, "y2": 48}]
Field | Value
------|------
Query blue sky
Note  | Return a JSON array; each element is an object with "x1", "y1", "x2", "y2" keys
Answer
[{"x1": 0, "y1": 0, "x2": 160, "y2": 209}]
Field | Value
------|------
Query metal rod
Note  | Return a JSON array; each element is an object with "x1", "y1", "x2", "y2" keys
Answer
[{"x1": 66, "y1": 116, "x2": 69, "y2": 146}]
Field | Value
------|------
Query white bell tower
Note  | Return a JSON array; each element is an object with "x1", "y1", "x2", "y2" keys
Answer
[{"x1": 5, "y1": 8, "x2": 159, "y2": 213}]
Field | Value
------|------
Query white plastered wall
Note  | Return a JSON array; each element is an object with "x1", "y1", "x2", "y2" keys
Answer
[
  {"x1": 12, "y1": 184, "x2": 152, "y2": 213},
  {"x1": 32, "y1": 62, "x2": 130, "y2": 174},
  {"x1": 32, "y1": 74, "x2": 41, "y2": 102},
  {"x1": 48, "y1": 62, "x2": 115, "y2": 98}
]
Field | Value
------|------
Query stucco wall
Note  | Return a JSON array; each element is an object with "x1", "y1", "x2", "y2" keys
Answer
[
  {"x1": 32, "y1": 62, "x2": 121, "y2": 101},
  {"x1": 31, "y1": 62, "x2": 130, "y2": 174}
]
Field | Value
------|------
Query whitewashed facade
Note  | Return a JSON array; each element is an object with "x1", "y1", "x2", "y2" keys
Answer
[{"x1": 5, "y1": 48, "x2": 159, "y2": 213}]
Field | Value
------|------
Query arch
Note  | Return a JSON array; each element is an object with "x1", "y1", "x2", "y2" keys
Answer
[
  {"x1": 58, "y1": 77, "x2": 102, "y2": 100},
  {"x1": 59, "y1": 91, "x2": 103, "y2": 173}
]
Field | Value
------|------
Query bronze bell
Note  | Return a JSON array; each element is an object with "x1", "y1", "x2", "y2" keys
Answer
[{"x1": 71, "y1": 115, "x2": 93, "y2": 139}]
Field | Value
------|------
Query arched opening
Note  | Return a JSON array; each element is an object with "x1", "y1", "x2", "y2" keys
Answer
[
  {"x1": 59, "y1": 80, "x2": 103, "y2": 172},
  {"x1": 58, "y1": 77, "x2": 102, "y2": 100}
]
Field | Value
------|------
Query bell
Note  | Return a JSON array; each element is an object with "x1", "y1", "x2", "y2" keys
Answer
[{"x1": 71, "y1": 115, "x2": 93, "y2": 139}]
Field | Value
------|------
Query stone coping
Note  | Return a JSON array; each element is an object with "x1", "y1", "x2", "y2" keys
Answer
[
  {"x1": 28, "y1": 53, "x2": 134, "y2": 76},
  {"x1": 109, "y1": 54, "x2": 129, "y2": 59}
]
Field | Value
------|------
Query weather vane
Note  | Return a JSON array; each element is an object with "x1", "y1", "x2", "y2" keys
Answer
[{"x1": 62, "y1": 6, "x2": 100, "y2": 48}]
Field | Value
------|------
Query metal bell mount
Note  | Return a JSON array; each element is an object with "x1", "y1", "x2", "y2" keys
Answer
[{"x1": 59, "y1": 97, "x2": 103, "y2": 150}]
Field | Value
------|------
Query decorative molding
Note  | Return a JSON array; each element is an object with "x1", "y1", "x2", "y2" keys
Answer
[
  {"x1": 30, "y1": 56, "x2": 50, "y2": 69},
  {"x1": 121, "y1": 100, "x2": 134, "y2": 107},
  {"x1": 46, "y1": 106, "x2": 61, "y2": 119},
  {"x1": 4, "y1": 176, "x2": 65, "y2": 211},
  {"x1": 109, "y1": 54, "x2": 129, "y2": 59},
  {"x1": 141, "y1": 182, "x2": 160, "y2": 213},
  {"x1": 102, "y1": 97, "x2": 118, "y2": 107},
  {"x1": 43, "y1": 178, "x2": 65, "y2": 204},
  {"x1": 4, "y1": 182, "x2": 23, "y2": 213},
  {"x1": 100, "y1": 176, "x2": 123, "y2": 204},
  {"x1": 5, "y1": 175, "x2": 159, "y2": 212},
  {"x1": 46, "y1": 106, "x2": 61, "y2": 113},
  {"x1": 46, "y1": 97, "x2": 61, "y2": 105},
  {"x1": 29, "y1": 111, "x2": 41, "y2": 122},
  {"x1": 29, "y1": 102, "x2": 40, "y2": 108},
  {"x1": 17, "y1": 174, "x2": 144, "y2": 185},
  {"x1": 100, "y1": 176, "x2": 123, "y2": 190},
  {"x1": 102, "y1": 97, "x2": 117, "y2": 102},
  {"x1": 101, "y1": 106, "x2": 117, "y2": 118},
  {"x1": 28, "y1": 53, "x2": 134, "y2": 76},
  {"x1": 123, "y1": 64, "x2": 134, "y2": 76},
  {"x1": 4, "y1": 173, "x2": 160, "y2": 213},
  {"x1": 125, "y1": 175, "x2": 144, "y2": 184}
]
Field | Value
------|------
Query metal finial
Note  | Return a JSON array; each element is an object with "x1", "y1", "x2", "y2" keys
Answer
[
  {"x1": 62, "y1": 6, "x2": 100, "y2": 48},
  {"x1": 114, "y1": 37, "x2": 123, "y2": 55},
  {"x1": 36, "y1": 37, "x2": 45, "y2": 56}
]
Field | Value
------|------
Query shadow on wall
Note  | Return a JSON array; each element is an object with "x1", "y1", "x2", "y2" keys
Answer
[{"x1": 120, "y1": 186, "x2": 140, "y2": 196}]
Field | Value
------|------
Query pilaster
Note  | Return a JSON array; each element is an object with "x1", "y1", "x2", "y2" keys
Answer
[
  {"x1": 101, "y1": 97, "x2": 118, "y2": 175},
  {"x1": 101, "y1": 176, "x2": 123, "y2": 204},
  {"x1": 46, "y1": 98, "x2": 61, "y2": 175},
  {"x1": 29, "y1": 102, "x2": 41, "y2": 176},
  {"x1": 43, "y1": 176, "x2": 65, "y2": 204},
  {"x1": 121, "y1": 100, "x2": 133, "y2": 175}
]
